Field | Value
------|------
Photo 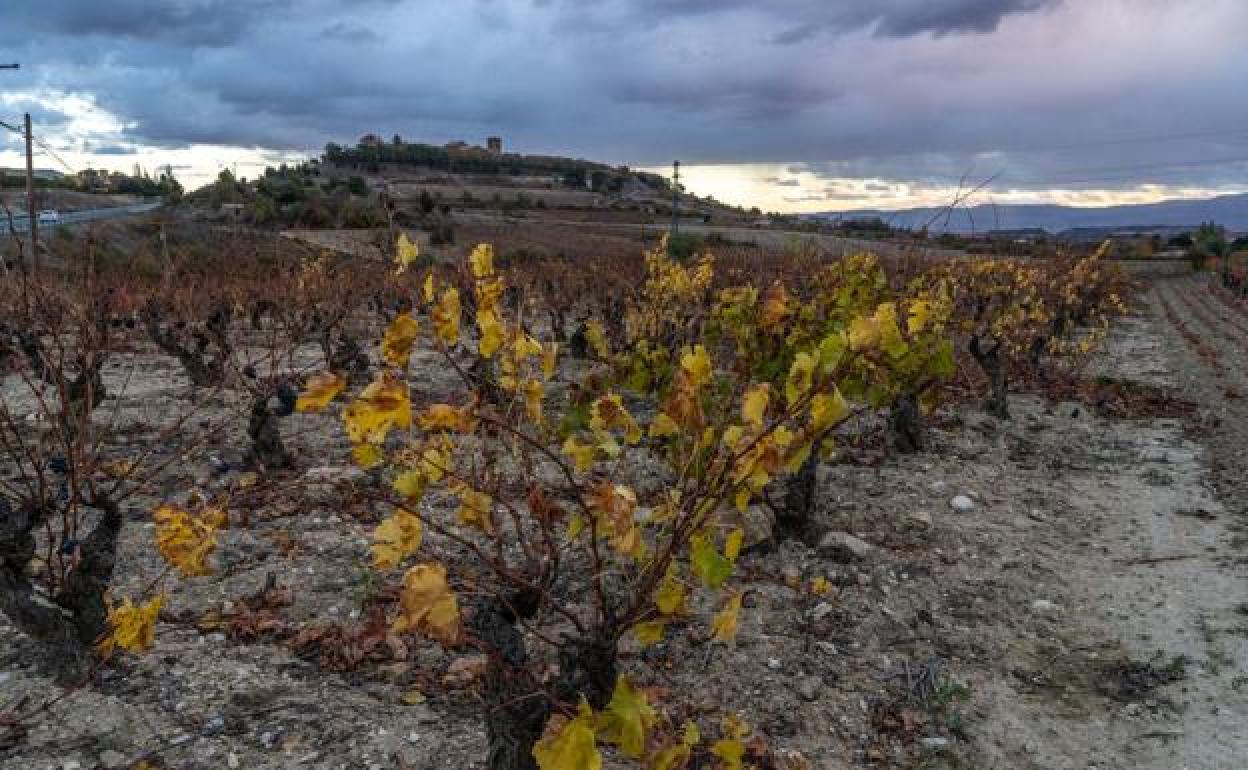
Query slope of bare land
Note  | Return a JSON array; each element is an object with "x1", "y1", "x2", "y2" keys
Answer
[{"x1": 2, "y1": 273, "x2": 1246, "y2": 770}]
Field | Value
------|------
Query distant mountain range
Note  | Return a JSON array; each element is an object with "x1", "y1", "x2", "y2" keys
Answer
[{"x1": 813, "y1": 192, "x2": 1248, "y2": 235}]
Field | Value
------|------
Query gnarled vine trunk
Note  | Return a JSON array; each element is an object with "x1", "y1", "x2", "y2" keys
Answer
[
  {"x1": 245, "y1": 388, "x2": 295, "y2": 471},
  {"x1": 777, "y1": 448, "x2": 820, "y2": 544},
  {"x1": 471, "y1": 592, "x2": 617, "y2": 770},
  {"x1": 0, "y1": 496, "x2": 122, "y2": 683},
  {"x1": 970, "y1": 335, "x2": 1010, "y2": 419},
  {"x1": 888, "y1": 392, "x2": 924, "y2": 453}
]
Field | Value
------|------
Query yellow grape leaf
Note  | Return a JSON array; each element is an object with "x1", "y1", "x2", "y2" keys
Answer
[
  {"x1": 724, "y1": 527, "x2": 745, "y2": 564},
  {"x1": 585, "y1": 320, "x2": 609, "y2": 358},
  {"x1": 848, "y1": 315, "x2": 880, "y2": 352},
  {"x1": 655, "y1": 568, "x2": 688, "y2": 616},
  {"x1": 741, "y1": 384, "x2": 769, "y2": 431},
  {"x1": 711, "y1": 592, "x2": 743, "y2": 643},
  {"x1": 810, "y1": 576, "x2": 832, "y2": 595},
  {"x1": 562, "y1": 435, "x2": 596, "y2": 472},
  {"x1": 651, "y1": 742, "x2": 692, "y2": 770},
  {"x1": 810, "y1": 389, "x2": 849, "y2": 434},
  {"x1": 907, "y1": 298, "x2": 933, "y2": 334},
  {"x1": 783, "y1": 437, "x2": 812, "y2": 474},
  {"x1": 760, "y1": 282, "x2": 790, "y2": 331},
  {"x1": 401, "y1": 688, "x2": 427, "y2": 705},
  {"x1": 684, "y1": 721, "x2": 701, "y2": 745},
  {"x1": 416, "y1": 443, "x2": 452, "y2": 483},
  {"x1": 650, "y1": 720, "x2": 700, "y2": 770},
  {"x1": 734, "y1": 485, "x2": 752, "y2": 513},
  {"x1": 99, "y1": 593, "x2": 163, "y2": 656},
  {"x1": 382, "y1": 312, "x2": 420, "y2": 369},
  {"x1": 454, "y1": 485, "x2": 494, "y2": 534},
  {"x1": 785, "y1": 352, "x2": 816, "y2": 407},
  {"x1": 589, "y1": 482, "x2": 640, "y2": 556},
  {"x1": 691, "y1": 533, "x2": 732, "y2": 589},
  {"x1": 353, "y1": 442, "x2": 384, "y2": 468},
  {"x1": 395, "y1": 232, "x2": 420, "y2": 273},
  {"x1": 533, "y1": 700, "x2": 602, "y2": 770},
  {"x1": 680, "y1": 345, "x2": 712, "y2": 388},
  {"x1": 541, "y1": 342, "x2": 559, "y2": 379},
  {"x1": 875, "y1": 303, "x2": 908, "y2": 359},
  {"x1": 153, "y1": 505, "x2": 221, "y2": 577},
  {"x1": 296, "y1": 371, "x2": 346, "y2": 413},
  {"x1": 711, "y1": 715, "x2": 750, "y2": 770},
  {"x1": 590, "y1": 393, "x2": 641, "y2": 445},
  {"x1": 418, "y1": 403, "x2": 475, "y2": 433},
  {"x1": 597, "y1": 675, "x2": 656, "y2": 758},
  {"x1": 343, "y1": 372, "x2": 411, "y2": 447},
  {"x1": 477, "y1": 308, "x2": 504, "y2": 359},
  {"x1": 99, "y1": 458, "x2": 138, "y2": 479},
  {"x1": 523, "y1": 379, "x2": 544, "y2": 424},
  {"x1": 634, "y1": 621, "x2": 666, "y2": 647},
  {"x1": 392, "y1": 469, "x2": 428, "y2": 502},
  {"x1": 432, "y1": 288, "x2": 462, "y2": 345},
  {"x1": 422, "y1": 272, "x2": 436, "y2": 304},
  {"x1": 511, "y1": 330, "x2": 544, "y2": 361},
  {"x1": 566, "y1": 512, "x2": 587, "y2": 540},
  {"x1": 392, "y1": 564, "x2": 461, "y2": 645},
  {"x1": 818, "y1": 331, "x2": 847, "y2": 374},
  {"x1": 372, "y1": 509, "x2": 423, "y2": 569},
  {"x1": 649, "y1": 412, "x2": 680, "y2": 439},
  {"x1": 470, "y1": 243, "x2": 495, "y2": 278}
]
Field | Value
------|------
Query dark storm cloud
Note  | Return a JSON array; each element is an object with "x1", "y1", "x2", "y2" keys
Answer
[
  {"x1": 0, "y1": 1, "x2": 292, "y2": 47},
  {"x1": 5, "y1": 0, "x2": 1248, "y2": 198},
  {"x1": 625, "y1": 0, "x2": 1059, "y2": 39}
]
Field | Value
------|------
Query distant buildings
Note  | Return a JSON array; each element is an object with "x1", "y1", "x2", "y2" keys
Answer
[
  {"x1": 486, "y1": 137, "x2": 503, "y2": 155},
  {"x1": 358, "y1": 134, "x2": 386, "y2": 148},
  {"x1": 76, "y1": 168, "x2": 126, "y2": 192}
]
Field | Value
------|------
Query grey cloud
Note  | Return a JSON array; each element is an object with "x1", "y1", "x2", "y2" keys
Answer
[
  {"x1": 4, "y1": 0, "x2": 1248, "y2": 200},
  {"x1": 90, "y1": 144, "x2": 137, "y2": 155},
  {"x1": 623, "y1": 0, "x2": 1060, "y2": 39},
  {"x1": 320, "y1": 21, "x2": 381, "y2": 43}
]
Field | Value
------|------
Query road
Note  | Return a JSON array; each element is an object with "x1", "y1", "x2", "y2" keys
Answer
[{"x1": 0, "y1": 201, "x2": 162, "y2": 236}]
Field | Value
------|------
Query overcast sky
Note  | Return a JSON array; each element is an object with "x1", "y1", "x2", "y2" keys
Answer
[{"x1": 2, "y1": 0, "x2": 1247, "y2": 211}]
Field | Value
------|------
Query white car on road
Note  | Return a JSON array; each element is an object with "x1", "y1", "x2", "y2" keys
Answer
[{"x1": 37, "y1": 209, "x2": 61, "y2": 225}]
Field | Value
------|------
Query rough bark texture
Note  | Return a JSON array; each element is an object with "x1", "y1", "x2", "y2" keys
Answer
[
  {"x1": 970, "y1": 335, "x2": 1010, "y2": 419},
  {"x1": 889, "y1": 393, "x2": 925, "y2": 453},
  {"x1": 142, "y1": 302, "x2": 232, "y2": 387},
  {"x1": 325, "y1": 332, "x2": 370, "y2": 384},
  {"x1": 568, "y1": 323, "x2": 589, "y2": 359},
  {"x1": 0, "y1": 497, "x2": 122, "y2": 683},
  {"x1": 777, "y1": 449, "x2": 820, "y2": 544},
  {"x1": 245, "y1": 390, "x2": 294, "y2": 471},
  {"x1": 471, "y1": 589, "x2": 617, "y2": 770}
]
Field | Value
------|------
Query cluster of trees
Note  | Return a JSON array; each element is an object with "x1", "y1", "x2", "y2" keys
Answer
[
  {"x1": 323, "y1": 139, "x2": 668, "y2": 193},
  {"x1": 201, "y1": 166, "x2": 386, "y2": 229}
]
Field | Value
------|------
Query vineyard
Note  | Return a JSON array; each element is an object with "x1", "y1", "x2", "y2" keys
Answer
[{"x1": 1, "y1": 228, "x2": 1246, "y2": 770}]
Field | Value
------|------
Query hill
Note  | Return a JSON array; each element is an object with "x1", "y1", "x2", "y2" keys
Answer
[{"x1": 813, "y1": 191, "x2": 1248, "y2": 235}]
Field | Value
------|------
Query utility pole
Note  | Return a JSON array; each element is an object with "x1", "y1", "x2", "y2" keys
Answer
[
  {"x1": 671, "y1": 160, "x2": 680, "y2": 237},
  {"x1": 24, "y1": 112, "x2": 37, "y2": 273},
  {"x1": 0, "y1": 64, "x2": 19, "y2": 70}
]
